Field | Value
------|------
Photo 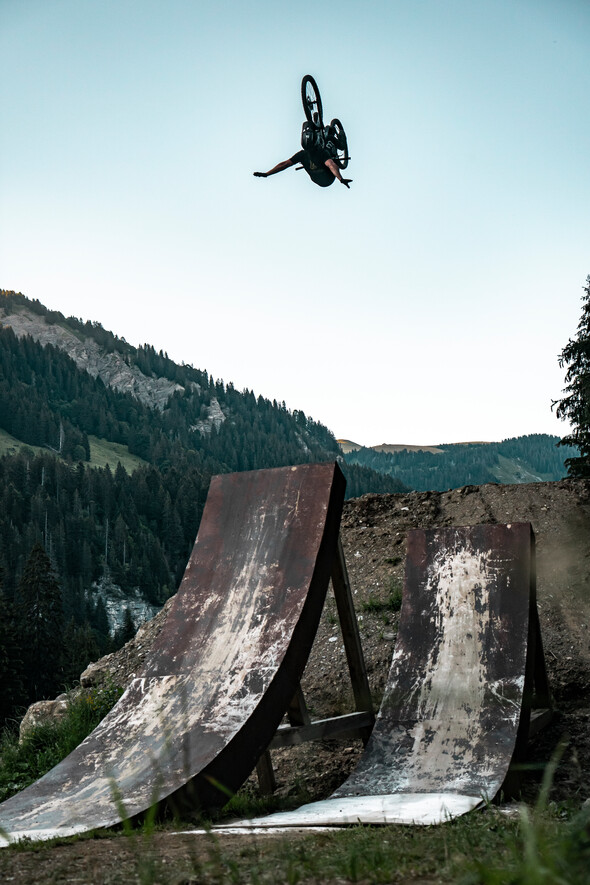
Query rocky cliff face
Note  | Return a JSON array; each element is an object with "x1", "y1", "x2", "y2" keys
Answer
[
  {"x1": 0, "y1": 307, "x2": 184, "y2": 412},
  {"x1": 87, "y1": 575, "x2": 160, "y2": 637},
  {"x1": 190, "y1": 396, "x2": 226, "y2": 434}
]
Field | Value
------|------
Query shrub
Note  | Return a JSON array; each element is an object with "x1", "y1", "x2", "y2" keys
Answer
[{"x1": 0, "y1": 681, "x2": 123, "y2": 803}]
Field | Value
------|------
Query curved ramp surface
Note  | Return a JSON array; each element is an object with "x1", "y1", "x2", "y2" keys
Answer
[
  {"x1": 0, "y1": 462, "x2": 345, "y2": 845},
  {"x1": 223, "y1": 523, "x2": 537, "y2": 828}
]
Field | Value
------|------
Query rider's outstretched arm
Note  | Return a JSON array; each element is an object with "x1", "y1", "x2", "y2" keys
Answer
[
  {"x1": 325, "y1": 158, "x2": 352, "y2": 188},
  {"x1": 253, "y1": 159, "x2": 294, "y2": 178}
]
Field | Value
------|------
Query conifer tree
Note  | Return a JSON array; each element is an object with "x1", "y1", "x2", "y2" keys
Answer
[
  {"x1": 0, "y1": 586, "x2": 26, "y2": 724},
  {"x1": 61, "y1": 618, "x2": 100, "y2": 687},
  {"x1": 114, "y1": 607, "x2": 136, "y2": 648},
  {"x1": 87, "y1": 596, "x2": 111, "y2": 654},
  {"x1": 554, "y1": 276, "x2": 590, "y2": 477},
  {"x1": 16, "y1": 542, "x2": 65, "y2": 702}
]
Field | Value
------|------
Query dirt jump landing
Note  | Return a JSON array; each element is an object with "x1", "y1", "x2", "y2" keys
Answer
[
  {"x1": 0, "y1": 463, "x2": 345, "y2": 846},
  {"x1": 220, "y1": 522, "x2": 548, "y2": 828}
]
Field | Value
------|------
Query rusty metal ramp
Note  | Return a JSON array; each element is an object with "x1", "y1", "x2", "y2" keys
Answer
[
  {"x1": 219, "y1": 522, "x2": 547, "y2": 828},
  {"x1": 0, "y1": 462, "x2": 346, "y2": 846}
]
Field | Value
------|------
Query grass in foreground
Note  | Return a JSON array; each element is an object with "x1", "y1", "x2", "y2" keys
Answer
[
  {"x1": 1, "y1": 804, "x2": 589, "y2": 885},
  {"x1": 1, "y1": 699, "x2": 588, "y2": 883}
]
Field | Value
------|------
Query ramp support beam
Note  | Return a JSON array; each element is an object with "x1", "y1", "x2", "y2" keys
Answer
[
  {"x1": 256, "y1": 536, "x2": 374, "y2": 794},
  {"x1": 331, "y1": 536, "x2": 374, "y2": 724}
]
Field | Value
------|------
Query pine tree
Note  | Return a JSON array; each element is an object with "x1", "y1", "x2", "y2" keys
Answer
[
  {"x1": 16, "y1": 542, "x2": 65, "y2": 702},
  {"x1": 553, "y1": 276, "x2": 590, "y2": 477},
  {"x1": 61, "y1": 618, "x2": 100, "y2": 687},
  {"x1": 0, "y1": 587, "x2": 26, "y2": 724},
  {"x1": 114, "y1": 607, "x2": 136, "y2": 648},
  {"x1": 88, "y1": 596, "x2": 111, "y2": 653}
]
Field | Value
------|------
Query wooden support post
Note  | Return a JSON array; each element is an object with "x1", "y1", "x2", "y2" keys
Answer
[
  {"x1": 256, "y1": 750, "x2": 277, "y2": 796},
  {"x1": 287, "y1": 684, "x2": 311, "y2": 727},
  {"x1": 257, "y1": 684, "x2": 310, "y2": 793},
  {"x1": 257, "y1": 535, "x2": 375, "y2": 790},
  {"x1": 331, "y1": 536, "x2": 374, "y2": 718},
  {"x1": 531, "y1": 606, "x2": 552, "y2": 711},
  {"x1": 270, "y1": 711, "x2": 375, "y2": 749}
]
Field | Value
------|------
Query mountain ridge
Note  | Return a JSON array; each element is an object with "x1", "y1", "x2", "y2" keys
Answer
[
  {"x1": 342, "y1": 434, "x2": 576, "y2": 492},
  {"x1": 339, "y1": 439, "x2": 493, "y2": 454},
  {"x1": 0, "y1": 290, "x2": 408, "y2": 501},
  {"x1": 1, "y1": 302, "x2": 190, "y2": 413},
  {"x1": 0, "y1": 289, "x2": 336, "y2": 455},
  {"x1": 0, "y1": 291, "x2": 575, "y2": 498}
]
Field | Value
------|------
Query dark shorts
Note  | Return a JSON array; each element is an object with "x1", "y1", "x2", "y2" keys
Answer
[{"x1": 290, "y1": 149, "x2": 335, "y2": 188}]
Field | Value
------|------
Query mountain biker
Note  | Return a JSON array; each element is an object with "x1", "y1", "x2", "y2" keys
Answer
[{"x1": 254, "y1": 121, "x2": 352, "y2": 189}]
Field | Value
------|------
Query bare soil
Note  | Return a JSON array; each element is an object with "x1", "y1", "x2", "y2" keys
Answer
[{"x1": 2, "y1": 478, "x2": 589, "y2": 883}]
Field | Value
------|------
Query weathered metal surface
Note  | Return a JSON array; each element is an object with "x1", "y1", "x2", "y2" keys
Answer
[
  {"x1": 0, "y1": 462, "x2": 345, "y2": 846},
  {"x1": 209, "y1": 793, "x2": 483, "y2": 829},
  {"x1": 221, "y1": 523, "x2": 539, "y2": 828}
]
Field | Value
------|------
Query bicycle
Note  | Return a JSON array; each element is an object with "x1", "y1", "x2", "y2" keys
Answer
[{"x1": 301, "y1": 75, "x2": 349, "y2": 170}]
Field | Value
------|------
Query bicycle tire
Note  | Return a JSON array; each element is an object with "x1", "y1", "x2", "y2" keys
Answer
[
  {"x1": 330, "y1": 118, "x2": 349, "y2": 169},
  {"x1": 301, "y1": 75, "x2": 323, "y2": 126}
]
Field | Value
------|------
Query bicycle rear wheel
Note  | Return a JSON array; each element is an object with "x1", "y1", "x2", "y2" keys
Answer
[
  {"x1": 301, "y1": 75, "x2": 323, "y2": 126},
  {"x1": 330, "y1": 118, "x2": 349, "y2": 169}
]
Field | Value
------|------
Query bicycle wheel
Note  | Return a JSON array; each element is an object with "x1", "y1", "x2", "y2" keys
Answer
[
  {"x1": 330, "y1": 118, "x2": 349, "y2": 169},
  {"x1": 301, "y1": 75, "x2": 323, "y2": 126}
]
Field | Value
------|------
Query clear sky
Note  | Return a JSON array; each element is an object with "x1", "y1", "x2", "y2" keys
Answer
[{"x1": 1, "y1": 0, "x2": 588, "y2": 447}]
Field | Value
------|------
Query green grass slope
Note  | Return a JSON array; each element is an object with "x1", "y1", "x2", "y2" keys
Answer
[{"x1": 0, "y1": 427, "x2": 147, "y2": 474}]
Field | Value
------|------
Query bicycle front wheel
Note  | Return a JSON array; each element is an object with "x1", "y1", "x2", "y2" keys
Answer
[{"x1": 301, "y1": 75, "x2": 323, "y2": 126}]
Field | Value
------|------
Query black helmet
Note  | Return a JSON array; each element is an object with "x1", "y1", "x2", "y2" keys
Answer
[{"x1": 301, "y1": 121, "x2": 317, "y2": 151}]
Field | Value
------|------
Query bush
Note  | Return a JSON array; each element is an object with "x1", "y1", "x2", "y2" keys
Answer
[
  {"x1": 0, "y1": 681, "x2": 123, "y2": 803},
  {"x1": 361, "y1": 578, "x2": 403, "y2": 614}
]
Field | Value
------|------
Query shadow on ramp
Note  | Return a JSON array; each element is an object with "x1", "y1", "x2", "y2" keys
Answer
[
  {"x1": 0, "y1": 462, "x2": 346, "y2": 845},
  {"x1": 219, "y1": 522, "x2": 551, "y2": 828}
]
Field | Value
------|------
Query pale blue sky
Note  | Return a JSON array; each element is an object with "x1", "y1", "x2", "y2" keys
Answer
[{"x1": 1, "y1": 0, "x2": 588, "y2": 446}]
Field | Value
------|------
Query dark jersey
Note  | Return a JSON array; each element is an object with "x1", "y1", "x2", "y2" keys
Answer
[{"x1": 289, "y1": 149, "x2": 335, "y2": 188}]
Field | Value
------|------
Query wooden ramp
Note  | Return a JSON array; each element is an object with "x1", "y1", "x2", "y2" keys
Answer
[
  {"x1": 0, "y1": 463, "x2": 351, "y2": 845},
  {"x1": 220, "y1": 522, "x2": 551, "y2": 828}
]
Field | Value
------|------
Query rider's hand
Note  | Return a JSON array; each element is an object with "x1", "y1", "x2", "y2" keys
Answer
[
  {"x1": 253, "y1": 172, "x2": 268, "y2": 178},
  {"x1": 341, "y1": 178, "x2": 352, "y2": 188}
]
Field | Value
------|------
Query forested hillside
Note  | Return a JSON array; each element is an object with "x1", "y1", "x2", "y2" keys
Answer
[
  {"x1": 0, "y1": 292, "x2": 339, "y2": 469},
  {"x1": 0, "y1": 291, "x2": 406, "y2": 725},
  {"x1": 343, "y1": 435, "x2": 578, "y2": 492}
]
